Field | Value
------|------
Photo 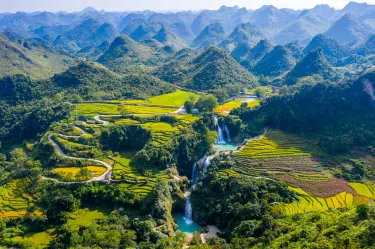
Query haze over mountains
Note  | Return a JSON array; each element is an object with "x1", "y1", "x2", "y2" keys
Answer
[{"x1": 1, "y1": 1, "x2": 375, "y2": 85}]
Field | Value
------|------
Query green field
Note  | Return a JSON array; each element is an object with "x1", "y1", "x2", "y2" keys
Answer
[
  {"x1": 215, "y1": 99, "x2": 260, "y2": 115},
  {"x1": 141, "y1": 122, "x2": 179, "y2": 146},
  {"x1": 147, "y1": 90, "x2": 200, "y2": 107}
]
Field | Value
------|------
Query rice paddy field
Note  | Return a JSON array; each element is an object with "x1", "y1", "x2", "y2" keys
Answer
[
  {"x1": 141, "y1": 122, "x2": 179, "y2": 146},
  {"x1": 147, "y1": 90, "x2": 200, "y2": 107},
  {"x1": 52, "y1": 166, "x2": 107, "y2": 181},
  {"x1": 215, "y1": 99, "x2": 260, "y2": 115},
  {"x1": 0, "y1": 181, "x2": 33, "y2": 218}
]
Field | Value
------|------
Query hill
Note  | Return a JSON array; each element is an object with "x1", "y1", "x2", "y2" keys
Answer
[
  {"x1": 161, "y1": 46, "x2": 258, "y2": 90},
  {"x1": 192, "y1": 23, "x2": 226, "y2": 50},
  {"x1": 152, "y1": 26, "x2": 188, "y2": 50},
  {"x1": 97, "y1": 35, "x2": 160, "y2": 74},
  {"x1": 252, "y1": 70, "x2": 375, "y2": 152},
  {"x1": 129, "y1": 22, "x2": 162, "y2": 41},
  {"x1": 0, "y1": 32, "x2": 77, "y2": 79},
  {"x1": 303, "y1": 34, "x2": 352, "y2": 65},
  {"x1": 324, "y1": 14, "x2": 372, "y2": 46},
  {"x1": 253, "y1": 45, "x2": 296, "y2": 77},
  {"x1": 219, "y1": 23, "x2": 265, "y2": 51},
  {"x1": 273, "y1": 10, "x2": 329, "y2": 45},
  {"x1": 49, "y1": 61, "x2": 174, "y2": 100},
  {"x1": 286, "y1": 48, "x2": 336, "y2": 84},
  {"x1": 232, "y1": 39, "x2": 274, "y2": 69},
  {"x1": 54, "y1": 19, "x2": 118, "y2": 53}
]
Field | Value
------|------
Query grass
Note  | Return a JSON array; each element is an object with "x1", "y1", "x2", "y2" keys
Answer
[
  {"x1": 218, "y1": 169, "x2": 239, "y2": 176},
  {"x1": 141, "y1": 122, "x2": 179, "y2": 146},
  {"x1": 52, "y1": 166, "x2": 107, "y2": 181},
  {"x1": 349, "y1": 182, "x2": 374, "y2": 198},
  {"x1": 147, "y1": 90, "x2": 200, "y2": 107}
]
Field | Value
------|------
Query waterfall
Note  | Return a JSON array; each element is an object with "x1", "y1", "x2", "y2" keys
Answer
[
  {"x1": 202, "y1": 156, "x2": 211, "y2": 173},
  {"x1": 191, "y1": 163, "x2": 198, "y2": 184},
  {"x1": 184, "y1": 196, "x2": 193, "y2": 225},
  {"x1": 224, "y1": 125, "x2": 231, "y2": 142},
  {"x1": 215, "y1": 117, "x2": 226, "y2": 145}
]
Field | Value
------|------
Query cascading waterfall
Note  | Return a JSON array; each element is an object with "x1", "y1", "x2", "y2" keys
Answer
[
  {"x1": 183, "y1": 196, "x2": 193, "y2": 225},
  {"x1": 191, "y1": 163, "x2": 198, "y2": 184},
  {"x1": 224, "y1": 125, "x2": 231, "y2": 142},
  {"x1": 215, "y1": 117, "x2": 226, "y2": 144}
]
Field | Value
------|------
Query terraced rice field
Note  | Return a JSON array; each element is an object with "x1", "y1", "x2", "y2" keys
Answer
[
  {"x1": 234, "y1": 131, "x2": 327, "y2": 182},
  {"x1": 218, "y1": 169, "x2": 239, "y2": 176},
  {"x1": 274, "y1": 187, "x2": 369, "y2": 215},
  {"x1": 0, "y1": 181, "x2": 32, "y2": 218},
  {"x1": 141, "y1": 122, "x2": 178, "y2": 146},
  {"x1": 52, "y1": 166, "x2": 107, "y2": 181},
  {"x1": 117, "y1": 182, "x2": 155, "y2": 198}
]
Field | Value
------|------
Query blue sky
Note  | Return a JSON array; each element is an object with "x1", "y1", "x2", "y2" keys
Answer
[{"x1": 1, "y1": 0, "x2": 374, "y2": 13}]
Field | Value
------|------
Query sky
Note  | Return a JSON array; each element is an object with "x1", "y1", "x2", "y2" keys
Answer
[{"x1": 0, "y1": 0, "x2": 375, "y2": 13}]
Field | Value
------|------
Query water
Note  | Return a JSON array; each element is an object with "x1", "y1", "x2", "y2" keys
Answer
[
  {"x1": 237, "y1": 97, "x2": 257, "y2": 103},
  {"x1": 215, "y1": 117, "x2": 226, "y2": 145},
  {"x1": 173, "y1": 213, "x2": 200, "y2": 235},
  {"x1": 214, "y1": 143, "x2": 239, "y2": 154},
  {"x1": 191, "y1": 163, "x2": 198, "y2": 184},
  {"x1": 224, "y1": 125, "x2": 231, "y2": 142}
]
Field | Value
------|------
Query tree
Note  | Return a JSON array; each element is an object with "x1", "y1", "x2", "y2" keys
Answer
[
  {"x1": 356, "y1": 204, "x2": 369, "y2": 220},
  {"x1": 78, "y1": 167, "x2": 91, "y2": 181},
  {"x1": 195, "y1": 95, "x2": 218, "y2": 112},
  {"x1": 184, "y1": 100, "x2": 195, "y2": 114}
]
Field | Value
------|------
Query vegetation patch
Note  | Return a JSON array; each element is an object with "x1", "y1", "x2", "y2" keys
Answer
[
  {"x1": 215, "y1": 99, "x2": 260, "y2": 115},
  {"x1": 67, "y1": 208, "x2": 110, "y2": 230},
  {"x1": 10, "y1": 229, "x2": 55, "y2": 249}
]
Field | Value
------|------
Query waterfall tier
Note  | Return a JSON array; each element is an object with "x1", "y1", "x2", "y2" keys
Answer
[{"x1": 184, "y1": 196, "x2": 193, "y2": 225}]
